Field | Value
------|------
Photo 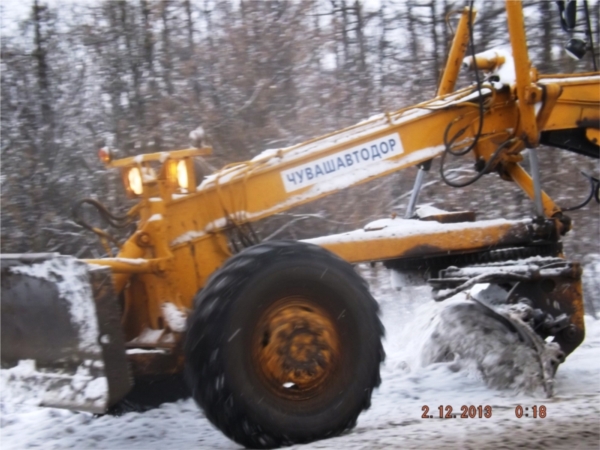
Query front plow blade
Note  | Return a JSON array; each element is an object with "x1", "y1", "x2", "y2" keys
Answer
[{"x1": 1, "y1": 254, "x2": 131, "y2": 413}]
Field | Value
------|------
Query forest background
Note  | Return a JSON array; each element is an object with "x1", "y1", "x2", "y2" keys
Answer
[{"x1": 1, "y1": 0, "x2": 598, "y2": 263}]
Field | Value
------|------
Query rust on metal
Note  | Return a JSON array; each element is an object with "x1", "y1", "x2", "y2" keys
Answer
[
  {"x1": 511, "y1": 264, "x2": 585, "y2": 356},
  {"x1": 253, "y1": 297, "x2": 341, "y2": 397},
  {"x1": 419, "y1": 210, "x2": 476, "y2": 224}
]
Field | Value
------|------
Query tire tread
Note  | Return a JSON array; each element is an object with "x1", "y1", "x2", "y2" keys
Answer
[{"x1": 185, "y1": 241, "x2": 384, "y2": 448}]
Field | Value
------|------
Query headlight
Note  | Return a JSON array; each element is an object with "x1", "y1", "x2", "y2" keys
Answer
[
  {"x1": 167, "y1": 159, "x2": 190, "y2": 190},
  {"x1": 176, "y1": 160, "x2": 189, "y2": 190},
  {"x1": 127, "y1": 167, "x2": 143, "y2": 195}
]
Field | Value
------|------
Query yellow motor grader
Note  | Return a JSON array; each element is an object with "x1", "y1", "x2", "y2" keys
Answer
[{"x1": 1, "y1": 1, "x2": 599, "y2": 448}]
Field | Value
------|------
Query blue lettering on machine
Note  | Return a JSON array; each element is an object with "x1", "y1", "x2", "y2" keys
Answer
[{"x1": 281, "y1": 133, "x2": 403, "y2": 193}]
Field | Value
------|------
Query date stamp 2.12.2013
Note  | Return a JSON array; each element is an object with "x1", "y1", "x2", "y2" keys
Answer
[
  {"x1": 421, "y1": 405, "x2": 492, "y2": 419},
  {"x1": 421, "y1": 405, "x2": 548, "y2": 419}
]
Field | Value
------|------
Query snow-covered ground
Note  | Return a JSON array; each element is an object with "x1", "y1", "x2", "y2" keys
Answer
[{"x1": 1, "y1": 266, "x2": 599, "y2": 450}]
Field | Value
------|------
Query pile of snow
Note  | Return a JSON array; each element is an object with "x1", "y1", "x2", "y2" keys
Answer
[
  {"x1": 419, "y1": 299, "x2": 551, "y2": 394},
  {"x1": 583, "y1": 253, "x2": 600, "y2": 317},
  {"x1": 0, "y1": 360, "x2": 109, "y2": 414}
]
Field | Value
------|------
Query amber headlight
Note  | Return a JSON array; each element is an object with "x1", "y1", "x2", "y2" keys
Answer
[
  {"x1": 127, "y1": 167, "x2": 143, "y2": 195},
  {"x1": 176, "y1": 160, "x2": 189, "y2": 189},
  {"x1": 167, "y1": 159, "x2": 190, "y2": 190}
]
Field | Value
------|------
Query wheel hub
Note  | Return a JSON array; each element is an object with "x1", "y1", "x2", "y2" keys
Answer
[{"x1": 254, "y1": 297, "x2": 340, "y2": 396}]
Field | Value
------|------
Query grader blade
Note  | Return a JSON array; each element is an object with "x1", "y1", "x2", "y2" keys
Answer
[
  {"x1": 0, "y1": 254, "x2": 131, "y2": 413},
  {"x1": 429, "y1": 257, "x2": 586, "y2": 397}
]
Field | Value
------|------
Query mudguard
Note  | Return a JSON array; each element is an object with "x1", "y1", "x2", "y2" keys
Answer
[{"x1": 1, "y1": 254, "x2": 131, "y2": 413}]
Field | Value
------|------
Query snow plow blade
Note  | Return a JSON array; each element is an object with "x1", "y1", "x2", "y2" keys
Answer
[{"x1": 1, "y1": 254, "x2": 131, "y2": 413}]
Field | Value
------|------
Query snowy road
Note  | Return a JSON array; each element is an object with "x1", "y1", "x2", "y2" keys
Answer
[{"x1": 1, "y1": 268, "x2": 599, "y2": 450}]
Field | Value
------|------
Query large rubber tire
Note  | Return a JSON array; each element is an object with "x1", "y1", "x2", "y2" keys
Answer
[{"x1": 184, "y1": 241, "x2": 384, "y2": 449}]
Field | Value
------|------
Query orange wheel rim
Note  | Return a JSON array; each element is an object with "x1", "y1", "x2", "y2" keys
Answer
[{"x1": 253, "y1": 296, "x2": 341, "y2": 398}]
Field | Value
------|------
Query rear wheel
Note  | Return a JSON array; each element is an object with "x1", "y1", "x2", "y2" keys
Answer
[{"x1": 184, "y1": 241, "x2": 384, "y2": 448}]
